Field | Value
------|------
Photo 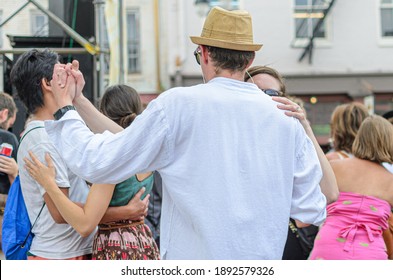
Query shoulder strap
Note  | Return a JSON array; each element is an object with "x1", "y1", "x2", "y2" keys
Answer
[
  {"x1": 18, "y1": 126, "x2": 46, "y2": 247},
  {"x1": 21, "y1": 202, "x2": 45, "y2": 248},
  {"x1": 337, "y1": 151, "x2": 349, "y2": 159},
  {"x1": 20, "y1": 126, "x2": 45, "y2": 144}
]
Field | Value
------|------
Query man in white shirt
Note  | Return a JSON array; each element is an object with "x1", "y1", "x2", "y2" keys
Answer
[{"x1": 43, "y1": 7, "x2": 327, "y2": 259}]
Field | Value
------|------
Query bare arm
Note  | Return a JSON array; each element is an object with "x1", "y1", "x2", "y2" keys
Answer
[
  {"x1": 73, "y1": 94, "x2": 123, "y2": 134},
  {"x1": 101, "y1": 187, "x2": 150, "y2": 223},
  {"x1": 25, "y1": 152, "x2": 114, "y2": 236},
  {"x1": 25, "y1": 152, "x2": 149, "y2": 236},
  {"x1": 273, "y1": 96, "x2": 339, "y2": 204},
  {"x1": 43, "y1": 188, "x2": 69, "y2": 224},
  {"x1": 52, "y1": 61, "x2": 122, "y2": 134}
]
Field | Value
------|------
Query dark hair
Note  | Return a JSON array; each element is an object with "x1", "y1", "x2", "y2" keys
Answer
[
  {"x1": 244, "y1": 65, "x2": 287, "y2": 95},
  {"x1": 99, "y1": 84, "x2": 142, "y2": 128},
  {"x1": 10, "y1": 49, "x2": 59, "y2": 114},
  {"x1": 205, "y1": 45, "x2": 255, "y2": 73}
]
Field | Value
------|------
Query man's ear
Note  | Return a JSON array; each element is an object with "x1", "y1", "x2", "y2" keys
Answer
[
  {"x1": 245, "y1": 55, "x2": 255, "y2": 70},
  {"x1": 0, "y1": 109, "x2": 9, "y2": 123},
  {"x1": 41, "y1": 77, "x2": 52, "y2": 92},
  {"x1": 200, "y1": 45, "x2": 209, "y2": 65}
]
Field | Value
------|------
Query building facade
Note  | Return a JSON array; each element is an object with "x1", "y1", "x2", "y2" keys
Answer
[
  {"x1": 165, "y1": 0, "x2": 393, "y2": 146},
  {"x1": 1, "y1": 0, "x2": 393, "y2": 146}
]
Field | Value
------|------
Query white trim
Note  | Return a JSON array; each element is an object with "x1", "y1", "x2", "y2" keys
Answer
[{"x1": 377, "y1": 0, "x2": 393, "y2": 46}]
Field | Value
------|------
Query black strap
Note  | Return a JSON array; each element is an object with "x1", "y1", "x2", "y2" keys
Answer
[
  {"x1": 19, "y1": 125, "x2": 46, "y2": 248},
  {"x1": 20, "y1": 126, "x2": 45, "y2": 144},
  {"x1": 21, "y1": 203, "x2": 45, "y2": 248}
]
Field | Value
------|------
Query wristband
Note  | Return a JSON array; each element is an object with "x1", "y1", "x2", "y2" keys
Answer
[{"x1": 53, "y1": 105, "x2": 76, "y2": 120}]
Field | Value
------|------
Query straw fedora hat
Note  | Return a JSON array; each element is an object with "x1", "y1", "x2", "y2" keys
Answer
[{"x1": 190, "y1": 6, "x2": 262, "y2": 52}]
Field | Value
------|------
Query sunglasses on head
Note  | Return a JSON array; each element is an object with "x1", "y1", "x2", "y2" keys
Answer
[
  {"x1": 261, "y1": 89, "x2": 281, "y2": 96},
  {"x1": 194, "y1": 48, "x2": 201, "y2": 65}
]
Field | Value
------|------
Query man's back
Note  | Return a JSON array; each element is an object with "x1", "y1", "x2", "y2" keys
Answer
[
  {"x1": 155, "y1": 78, "x2": 326, "y2": 259},
  {"x1": 45, "y1": 77, "x2": 326, "y2": 259}
]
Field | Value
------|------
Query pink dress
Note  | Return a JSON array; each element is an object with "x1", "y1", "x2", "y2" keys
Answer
[{"x1": 309, "y1": 192, "x2": 391, "y2": 260}]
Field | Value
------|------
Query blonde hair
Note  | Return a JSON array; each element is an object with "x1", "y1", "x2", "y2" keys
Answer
[
  {"x1": 330, "y1": 102, "x2": 369, "y2": 153},
  {"x1": 352, "y1": 115, "x2": 393, "y2": 164}
]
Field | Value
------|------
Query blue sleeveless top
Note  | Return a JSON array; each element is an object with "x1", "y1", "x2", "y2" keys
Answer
[{"x1": 109, "y1": 173, "x2": 154, "y2": 206}]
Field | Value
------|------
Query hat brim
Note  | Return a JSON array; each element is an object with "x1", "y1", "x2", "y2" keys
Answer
[{"x1": 190, "y1": 36, "x2": 262, "y2": 51}]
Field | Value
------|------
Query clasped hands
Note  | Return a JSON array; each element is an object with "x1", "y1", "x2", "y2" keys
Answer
[{"x1": 51, "y1": 60, "x2": 85, "y2": 107}]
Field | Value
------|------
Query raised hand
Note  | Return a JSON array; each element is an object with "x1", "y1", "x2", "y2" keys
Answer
[
  {"x1": 51, "y1": 64, "x2": 76, "y2": 108},
  {"x1": 69, "y1": 60, "x2": 85, "y2": 100}
]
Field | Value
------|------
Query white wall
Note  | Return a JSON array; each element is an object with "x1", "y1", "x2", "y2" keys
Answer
[
  {"x1": 175, "y1": 0, "x2": 393, "y2": 77},
  {"x1": 124, "y1": 0, "x2": 158, "y2": 93},
  {"x1": 0, "y1": 0, "x2": 49, "y2": 54}
]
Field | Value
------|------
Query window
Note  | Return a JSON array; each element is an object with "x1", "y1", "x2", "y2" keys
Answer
[
  {"x1": 294, "y1": 0, "x2": 331, "y2": 40},
  {"x1": 126, "y1": 9, "x2": 141, "y2": 74},
  {"x1": 30, "y1": 11, "x2": 48, "y2": 36},
  {"x1": 381, "y1": 0, "x2": 393, "y2": 37}
]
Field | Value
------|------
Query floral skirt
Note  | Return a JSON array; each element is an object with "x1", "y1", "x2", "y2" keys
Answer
[{"x1": 92, "y1": 220, "x2": 160, "y2": 260}]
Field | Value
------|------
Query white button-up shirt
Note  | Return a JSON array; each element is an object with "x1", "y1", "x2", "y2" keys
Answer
[{"x1": 45, "y1": 77, "x2": 326, "y2": 259}]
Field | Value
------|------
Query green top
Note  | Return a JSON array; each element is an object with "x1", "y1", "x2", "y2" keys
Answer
[{"x1": 109, "y1": 173, "x2": 154, "y2": 206}]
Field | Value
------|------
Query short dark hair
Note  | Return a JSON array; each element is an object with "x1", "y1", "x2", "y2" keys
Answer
[
  {"x1": 10, "y1": 49, "x2": 59, "y2": 114},
  {"x1": 99, "y1": 84, "x2": 142, "y2": 128},
  {"x1": 205, "y1": 45, "x2": 255, "y2": 73}
]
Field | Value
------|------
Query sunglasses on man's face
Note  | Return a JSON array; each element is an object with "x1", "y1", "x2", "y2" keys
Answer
[
  {"x1": 194, "y1": 48, "x2": 201, "y2": 65},
  {"x1": 261, "y1": 89, "x2": 281, "y2": 96}
]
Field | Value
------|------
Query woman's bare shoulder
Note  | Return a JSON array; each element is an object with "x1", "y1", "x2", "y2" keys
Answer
[{"x1": 326, "y1": 151, "x2": 340, "y2": 161}]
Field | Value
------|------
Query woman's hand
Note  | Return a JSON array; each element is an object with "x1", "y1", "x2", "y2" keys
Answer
[
  {"x1": 24, "y1": 152, "x2": 56, "y2": 190},
  {"x1": 272, "y1": 96, "x2": 308, "y2": 128}
]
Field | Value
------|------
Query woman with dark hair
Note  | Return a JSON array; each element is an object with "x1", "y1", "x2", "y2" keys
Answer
[
  {"x1": 310, "y1": 115, "x2": 393, "y2": 259},
  {"x1": 25, "y1": 84, "x2": 159, "y2": 260}
]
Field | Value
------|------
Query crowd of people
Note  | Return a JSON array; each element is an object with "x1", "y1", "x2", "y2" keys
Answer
[{"x1": 0, "y1": 6, "x2": 392, "y2": 260}]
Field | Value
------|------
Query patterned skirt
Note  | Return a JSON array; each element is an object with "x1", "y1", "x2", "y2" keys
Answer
[{"x1": 92, "y1": 220, "x2": 160, "y2": 260}]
